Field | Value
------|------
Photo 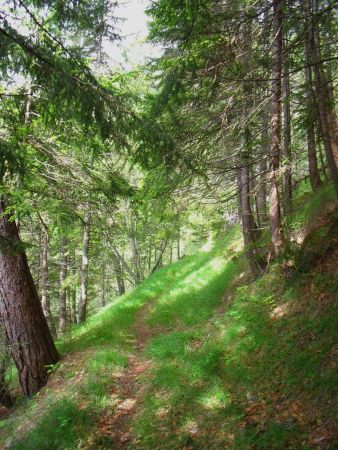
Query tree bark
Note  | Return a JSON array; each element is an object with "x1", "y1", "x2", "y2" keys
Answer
[
  {"x1": 283, "y1": 40, "x2": 292, "y2": 212},
  {"x1": 269, "y1": 0, "x2": 284, "y2": 256},
  {"x1": 151, "y1": 240, "x2": 167, "y2": 274},
  {"x1": 304, "y1": 60, "x2": 322, "y2": 191},
  {"x1": 101, "y1": 261, "x2": 106, "y2": 307},
  {"x1": 58, "y1": 237, "x2": 68, "y2": 334},
  {"x1": 126, "y1": 206, "x2": 143, "y2": 284},
  {"x1": 239, "y1": 124, "x2": 264, "y2": 277},
  {"x1": 0, "y1": 199, "x2": 58, "y2": 397},
  {"x1": 257, "y1": 107, "x2": 269, "y2": 229},
  {"x1": 0, "y1": 325, "x2": 14, "y2": 408},
  {"x1": 69, "y1": 249, "x2": 77, "y2": 324},
  {"x1": 304, "y1": 0, "x2": 338, "y2": 195},
  {"x1": 313, "y1": 0, "x2": 338, "y2": 169},
  {"x1": 317, "y1": 130, "x2": 329, "y2": 182},
  {"x1": 78, "y1": 213, "x2": 90, "y2": 323},
  {"x1": 177, "y1": 229, "x2": 181, "y2": 259},
  {"x1": 112, "y1": 252, "x2": 125, "y2": 296}
]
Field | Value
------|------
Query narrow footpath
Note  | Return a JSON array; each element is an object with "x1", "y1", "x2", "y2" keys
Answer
[{"x1": 94, "y1": 302, "x2": 164, "y2": 449}]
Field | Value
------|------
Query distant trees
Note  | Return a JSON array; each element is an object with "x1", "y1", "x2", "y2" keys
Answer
[
  {"x1": 146, "y1": 0, "x2": 337, "y2": 272},
  {"x1": 0, "y1": 0, "x2": 133, "y2": 397},
  {"x1": 0, "y1": 0, "x2": 336, "y2": 401}
]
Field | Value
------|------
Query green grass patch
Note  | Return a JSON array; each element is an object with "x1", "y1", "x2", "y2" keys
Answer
[{"x1": 4, "y1": 193, "x2": 338, "y2": 449}]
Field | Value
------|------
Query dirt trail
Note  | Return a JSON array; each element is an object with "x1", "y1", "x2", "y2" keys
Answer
[{"x1": 94, "y1": 302, "x2": 164, "y2": 449}]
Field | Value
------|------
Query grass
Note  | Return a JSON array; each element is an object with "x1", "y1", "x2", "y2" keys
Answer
[
  {"x1": 286, "y1": 182, "x2": 335, "y2": 232},
  {"x1": 2, "y1": 187, "x2": 338, "y2": 449},
  {"x1": 2, "y1": 226, "x2": 243, "y2": 449},
  {"x1": 130, "y1": 187, "x2": 338, "y2": 449},
  {"x1": 133, "y1": 261, "x2": 338, "y2": 449}
]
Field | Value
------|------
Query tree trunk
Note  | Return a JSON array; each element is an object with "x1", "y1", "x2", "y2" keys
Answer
[
  {"x1": 317, "y1": 130, "x2": 329, "y2": 182},
  {"x1": 0, "y1": 199, "x2": 58, "y2": 397},
  {"x1": 151, "y1": 240, "x2": 167, "y2": 274},
  {"x1": 101, "y1": 261, "x2": 106, "y2": 307},
  {"x1": 238, "y1": 164, "x2": 263, "y2": 277},
  {"x1": 40, "y1": 229, "x2": 56, "y2": 337},
  {"x1": 0, "y1": 325, "x2": 14, "y2": 408},
  {"x1": 177, "y1": 229, "x2": 181, "y2": 259},
  {"x1": 112, "y1": 252, "x2": 125, "y2": 296},
  {"x1": 78, "y1": 214, "x2": 90, "y2": 323},
  {"x1": 313, "y1": 0, "x2": 338, "y2": 169},
  {"x1": 129, "y1": 211, "x2": 143, "y2": 284},
  {"x1": 257, "y1": 107, "x2": 269, "y2": 229},
  {"x1": 69, "y1": 249, "x2": 77, "y2": 324},
  {"x1": 58, "y1": 237, "x2": 68, "y2": 334},
  {"x1": 304, "y1": 0, "x2": 338, "y2": 195},
  {"x1": 283, "y1": 41, "x2": 292, "y2": 213},
  {"x1": 269, "y1": 0, "x2": 284, "y2": 256},
  {"x1": 304, "y1": 60, "x2": 322, "y2": 191}
]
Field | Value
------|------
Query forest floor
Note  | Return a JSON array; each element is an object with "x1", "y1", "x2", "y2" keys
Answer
[
  {"x1": 92, "y1": 301, "x2": 164, "y2": 448},
  {"x1": 1, "y1": 184, "x2": 338, "y2": 450}
]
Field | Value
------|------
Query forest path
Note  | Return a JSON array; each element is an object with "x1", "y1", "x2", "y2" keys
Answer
[{"x1": 94, "y1": 301, "x2": 164, "y2": 449}]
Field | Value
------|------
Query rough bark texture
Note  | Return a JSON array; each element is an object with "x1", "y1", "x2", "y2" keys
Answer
[
  {"x1": 0, "y1": 199, "x2": 58, "y2": 397},
  {"x1": 269, "y1": 0, "x2": 284, "y2": 256},
  {"x1": 40, "y1": 230, "x2": 56, "y2": 336},
  {"x1": 78, "y1": 214, "x2": 90, "y2": 323},
  {"x1": 58, "y1": 237, "x2": 68, "y2": 334}
]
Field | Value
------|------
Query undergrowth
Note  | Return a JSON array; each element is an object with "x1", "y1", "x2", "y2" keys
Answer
[{"x1": 2, "y1": 187, "x2": 337, "y2": 449}]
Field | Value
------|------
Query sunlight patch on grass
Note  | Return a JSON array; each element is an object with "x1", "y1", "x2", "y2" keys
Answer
[{"x1": 197, "y1": 385, "x2": 231, "y2": 410}]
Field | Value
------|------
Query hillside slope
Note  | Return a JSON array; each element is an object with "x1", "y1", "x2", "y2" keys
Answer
[{"x1": 1, "y1": 188, "x2": 338, "y2": 450}]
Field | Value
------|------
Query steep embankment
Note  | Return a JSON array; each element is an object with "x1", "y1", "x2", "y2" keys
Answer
[{"x1": 2, "y1": 186, "x2": 338, "y2": 450}]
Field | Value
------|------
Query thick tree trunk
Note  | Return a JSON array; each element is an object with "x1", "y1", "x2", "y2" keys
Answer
[
  {"x1": 0, "y1": 199, "x2": 58, "y2": 397},
  {"x1": 58, "y1": 237, "x2": 68, "y2": 334},
  {"x1": 78, "y1": 214, "x2": 90, "y2": 323},
  {"x1": 40, "y1": 230, "x2": 56, "y2": 336},
  {"x1": 269, "y1": 0, "x2": 284, "y2": 257},
  {"x1": 112, "y1": 253, "x2": 125, "y2": 296}
]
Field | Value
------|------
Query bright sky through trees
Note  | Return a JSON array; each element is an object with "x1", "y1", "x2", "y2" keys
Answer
[{"x1": 107, "y1": 0, "x2": 160, "y2": 67}]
